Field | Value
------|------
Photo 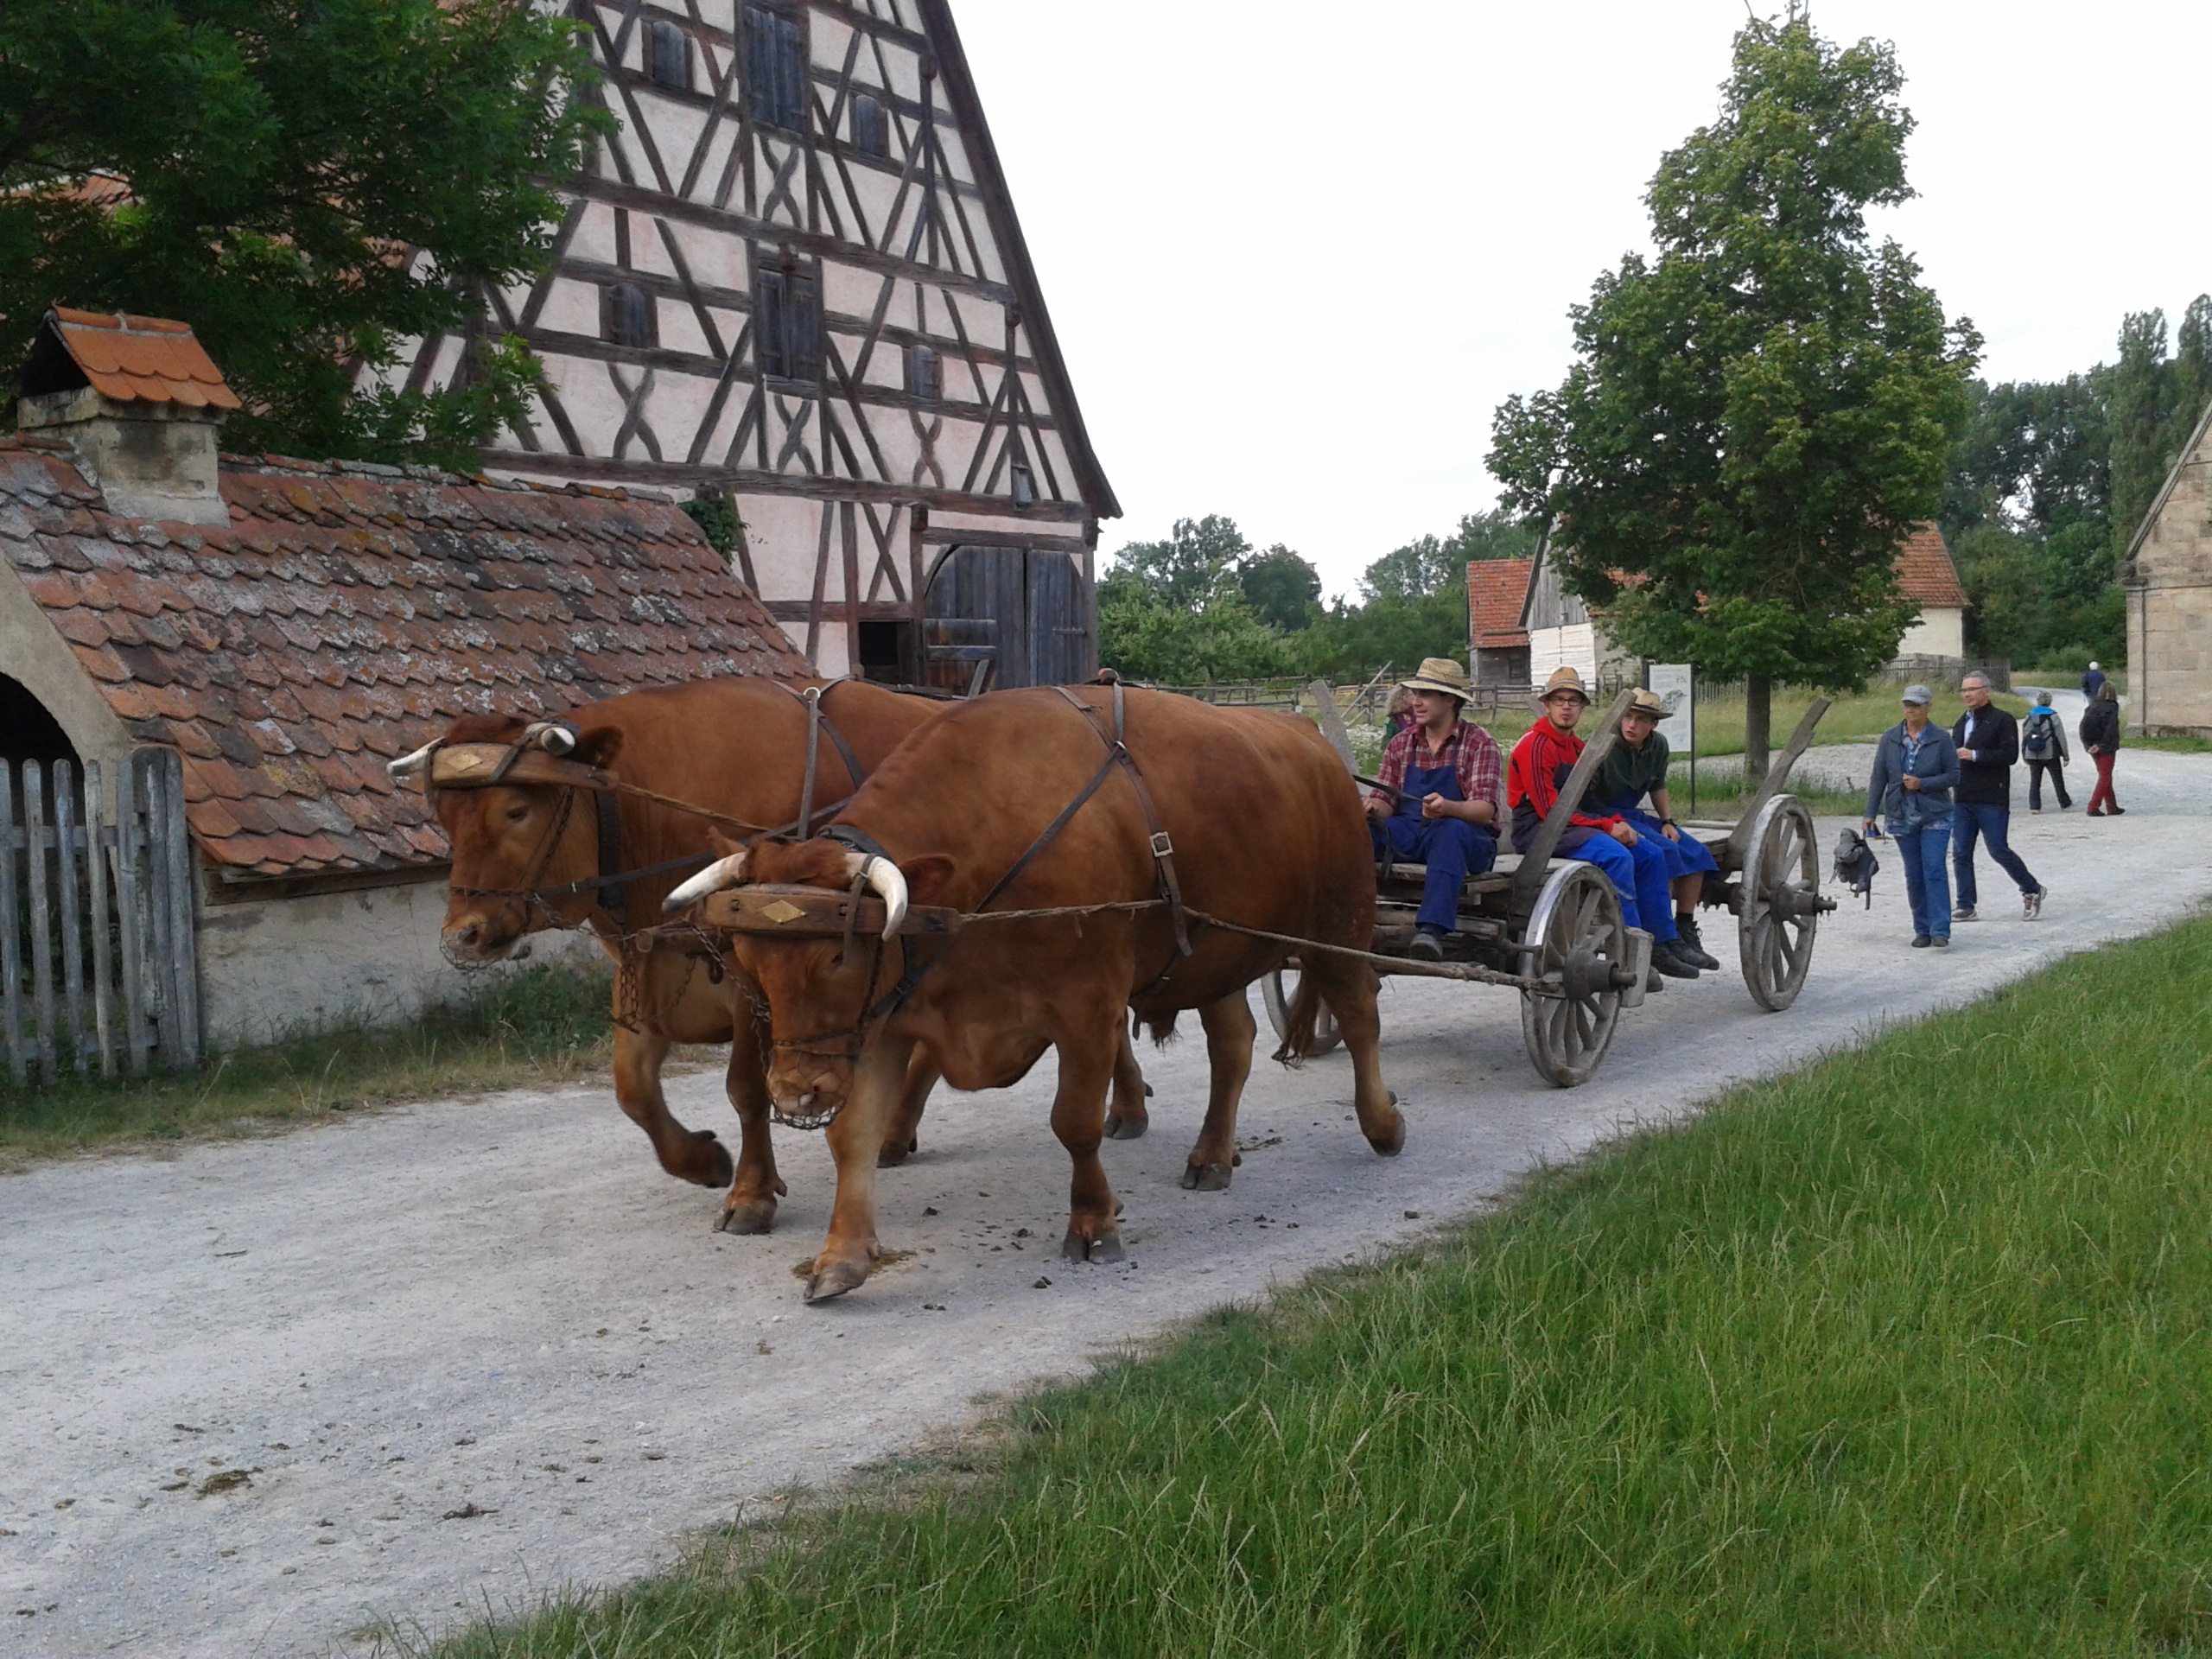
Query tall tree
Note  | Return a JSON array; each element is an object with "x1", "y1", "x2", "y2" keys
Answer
[
  {"x1": 1107, "y1": 515, "x2": 1253, "y2": 610},
  {"x1": 0, "y1": 0, "x2": 605, "y2": 468},
  {"x1": 2109, "y1": 296, "x2": 2212, "y2": 562},
  {"x1": 1491, "y1": 7, "x2": 1978, "y2": 781},
  {"x1": 1235, "y1": 543, "x2": 1322, "y2": 631}
]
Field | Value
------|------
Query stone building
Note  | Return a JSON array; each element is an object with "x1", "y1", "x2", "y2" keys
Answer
[{"x1": 2121, "y1": 400, "x2": 2212, "y2": 736}]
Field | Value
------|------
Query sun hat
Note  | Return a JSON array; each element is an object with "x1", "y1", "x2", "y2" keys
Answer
[
  {"x1": 1398, "y1": 657, "x2": 1471, "y2": 700},
  {"x1": 1900, "y1": 684, "x2": 1932, "y2": 705},
  {"x1": 1539, "y1": 665, "x2": 1591, "y2": 702},
  {"x1": 1624, "y1": 687, "x2": 1666, "y2": 717}
]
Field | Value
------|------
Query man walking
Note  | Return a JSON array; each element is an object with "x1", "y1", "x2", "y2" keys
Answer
[
  {"x1": 2081, "y1": 661, "x2": 2107, "y2": 701},
  {"x1": 1363, "y1": 657, "x2": 1503, "y2": 961},
  {"x1": 1951, "y1": 671, "x2": 2047, "y2": 922}
]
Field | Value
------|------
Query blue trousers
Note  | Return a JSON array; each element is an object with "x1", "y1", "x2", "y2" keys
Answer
[
  {"x1": 1372, "y1": 816, "x2": 1498, "y2": 931},
  {"x1": 1952, "y1": 801, "x2": 2038, "y2": 909},
  {"x1": 1566, "y1": 830, "x2": 1678, "y2": 942},
  {"x1": 1893, "y1": 820, "x2": 1952, "y2": 939},
  {"x1": 1617, "y1": 806, "x2": 1719, "y2": 878}
]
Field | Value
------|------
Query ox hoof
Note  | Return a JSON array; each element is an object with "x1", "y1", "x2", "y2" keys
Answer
[
  {"x1": 1180, "y1": 1162, "x2": 1234, "y2": 1192},
  {"x1": 715, "y1": 1198, "x2": 778, "y2": 1236},
  {"x1": 1103, "y1": 1112, "x2": 1149, "y2": 1141},
  {"x1": 876, "y1": 1135, "x2": 918, "y2": 1168},
  {"x1": 1365, "y1": 1090, "x2": 1407, "y2": 1158},
  {"x1": 1060, "y1": 1228, "x2": 1126, "y2": 1263},
  {"x1": 804, "y1": 1259, "x2": 871, "y2": 1303},
  {"x1": 689, "y1": 1131, "x2": 736, "y2": 1189}
]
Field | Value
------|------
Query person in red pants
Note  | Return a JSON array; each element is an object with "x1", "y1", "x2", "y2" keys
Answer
[{"x1": 2080, "y1": 682, "x2": 2124, "y2": 816}]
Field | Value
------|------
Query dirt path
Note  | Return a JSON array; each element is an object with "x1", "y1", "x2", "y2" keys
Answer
[{"x1": 5, "y1": 752, "x2": 2208, "y2": 1658}]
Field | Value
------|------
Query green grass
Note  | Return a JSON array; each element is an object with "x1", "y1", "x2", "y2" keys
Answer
[
  {"x1": 2128, "y1": 734, "x2": 2212, "y2": 754},
  {"x1": 411, "y1": 917, "x2": 2212, "y2": 1658},
  {"x1": 0, "y1": 963, "x2": 618, "y2": 1166}
]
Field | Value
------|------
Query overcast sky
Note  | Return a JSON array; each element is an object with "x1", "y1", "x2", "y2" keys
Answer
[{"x1": 953, "y1": 1, "x2": 2211, "y2": 598}]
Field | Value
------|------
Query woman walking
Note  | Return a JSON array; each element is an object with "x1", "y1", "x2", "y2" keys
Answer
[
  {"x1": 2081, "y1": 681, "x2": 2124, "y2": 816},
  {"x1": 2021, "y1": 690, "x2": 2072, "y2": 812},
  {"x1": 1864, "y1": 684, "x2": 1961, "y2": 947}
]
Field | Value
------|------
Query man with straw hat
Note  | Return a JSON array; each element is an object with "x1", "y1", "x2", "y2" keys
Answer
[
  {"x1": 1506, "y1": 667, "x2": 1700, "y2": 980},
  {"x1": 1363, "y1": 657, "x2": 1505, "y2": 961}
]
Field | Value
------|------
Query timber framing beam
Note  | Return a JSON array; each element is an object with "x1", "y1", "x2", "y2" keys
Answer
[{"x1": 481, "y1": 448, "x2": 1090, "y2": 520}]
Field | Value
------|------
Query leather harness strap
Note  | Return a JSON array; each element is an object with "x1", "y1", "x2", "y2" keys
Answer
[{"x1": 1051, "y1": 682, "x2": 1193, "y2": 959}]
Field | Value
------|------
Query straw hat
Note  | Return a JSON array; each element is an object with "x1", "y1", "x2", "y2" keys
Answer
[
  {"x1": 1398, "y1": 657, "x2": 1471, "y2": 700},
  {"x1": 1624, "y1": 687, "x2": 1666, "y2": 717},
  {"x1": 1539, "y1": 665, "x2": 1591, "y2": 702}
]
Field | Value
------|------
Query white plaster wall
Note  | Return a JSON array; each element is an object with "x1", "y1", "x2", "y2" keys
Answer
[
  {"x1": 1897, "y1": 607, "x2": 1964, "y2": 658},
  {"x1": 1528, "y1": 624, "x2": 1598, "y2": 685},
  {"x1": 195, "y1": 878, "x2": 600, "y2": 1048}
]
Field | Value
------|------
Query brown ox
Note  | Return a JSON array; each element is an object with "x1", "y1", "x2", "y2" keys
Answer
[{"x1": 668, "y1": 685, "x2": 1402, "y2": 1301}]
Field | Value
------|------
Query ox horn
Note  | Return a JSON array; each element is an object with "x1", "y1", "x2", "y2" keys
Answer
[
  {"x1": 523, "y1": 721, "x2": 578, "y2": 756},
  {"x1": 850, "y1": 853, "x2": 908, "y2": 937},
  {"x1": 387, "y1": 738, "x2": 443, "y2": 781},
  {"x1": 664, "y1": 848, "x2": 749, "y2": 914}
]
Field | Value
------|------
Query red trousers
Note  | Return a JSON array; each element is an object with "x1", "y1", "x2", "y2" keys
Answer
[{"x1": 2086, "y1": 750, "x2": 2118, "y2": 813}]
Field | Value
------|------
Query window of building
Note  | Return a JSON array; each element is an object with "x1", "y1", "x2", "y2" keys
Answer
[
  {"x1": 905, "y1": 342, "x2": 940, "y2": 402},
  {"x1": 742, "y1": 3, "x2": 809, "y2": 130},
  {"x1": 850, "y1": 92, "x2": 888, "y2": 157},
  {"x1": 601, "y1": 282, "x2": 657, "y2": 351},
  {"x1": 755, "y1": 263, "x2": 820, "y2": 385},
  {"x1": 856, "y1": 620, "x2": 909, "y2": 683},
  {"x1": 646, "y1": 19, "x2": 690, "y2": 92}
]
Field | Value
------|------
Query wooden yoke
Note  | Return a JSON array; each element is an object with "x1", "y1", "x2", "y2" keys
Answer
[
  {"x1": 1726, "y1": 697, "x2": 1832, "y2": 861},
  {"x1": 1509, "y1": 687, "x2": 1637, "y2": 927}
]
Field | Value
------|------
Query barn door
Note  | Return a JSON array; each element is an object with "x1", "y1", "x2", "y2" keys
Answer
[{"x1": 923, "y1": 547, "x2": 1090, "y2": 692}]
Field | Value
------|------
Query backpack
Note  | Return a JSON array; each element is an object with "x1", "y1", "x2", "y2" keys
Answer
[{"x1": 2023, "y1": 710, "x2": 2057, "y2": 760}]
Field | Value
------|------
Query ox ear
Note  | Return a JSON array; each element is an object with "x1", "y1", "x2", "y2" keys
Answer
[
  {"x1": 704, "y1": 828, "x2": 746, "y2": 858},
  {"x1": 898, "y1": 854, "x2": 957, "y2": 910},
  {"x1": 570, "y1": 724, "x2": 624, "y2": 768}
]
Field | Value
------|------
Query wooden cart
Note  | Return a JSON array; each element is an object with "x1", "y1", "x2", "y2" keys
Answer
[{"x1": 1262, "y1": 690, "x2": 1838, "y2": 1086}]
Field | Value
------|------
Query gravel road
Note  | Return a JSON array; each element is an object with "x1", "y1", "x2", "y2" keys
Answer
[{"x1": 5, "y1": 735, "x2": 2205, "y2": 1658}]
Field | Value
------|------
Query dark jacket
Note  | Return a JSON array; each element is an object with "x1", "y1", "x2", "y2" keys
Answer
[
  {"x1": 2080, "y1": 699, "x2": 2121, "y2": 754},
  {"x1": 1866, "y1": 721, "x2": 1961, "y2": 831},
  {"x1": 1951, "y1": 705, "x2": 2018, "y2": 806},
  {"x1": 2082, "y1": 668, "x2": 2107, "y2": 700}
]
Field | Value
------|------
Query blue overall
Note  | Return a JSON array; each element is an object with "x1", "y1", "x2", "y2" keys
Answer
[
  {"x1": 1592, "y1": 791, "x2": 1721, "y2": 883},
  {"x1": 1556, "y1": 767, "x2": 1676, "y2": 944},
  {"x1": 1371, "y1": 748, "x2": 1497, "y2": 931}
]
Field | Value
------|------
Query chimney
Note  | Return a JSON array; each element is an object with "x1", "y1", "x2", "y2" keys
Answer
[{"x1": 16, "y1": 308, "x2": 242, "y2": 527}]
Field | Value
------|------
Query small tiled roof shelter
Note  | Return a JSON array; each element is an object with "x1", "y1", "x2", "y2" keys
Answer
[
  {"x1": 3, "y1": 309, "x2": 810, "y2": 1043},
  {"x1": 1891, "y1": 522, "x2": 1970, "y2": 658},
  {"x1": 1465, "y1": 557, "x2": 1534, "y2": 686}
]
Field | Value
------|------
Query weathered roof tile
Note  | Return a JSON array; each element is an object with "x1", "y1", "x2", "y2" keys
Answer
[{"x1": 1, "y1": 435, "x2": 808, "y2": 879}]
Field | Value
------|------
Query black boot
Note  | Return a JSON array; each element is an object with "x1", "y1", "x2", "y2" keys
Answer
[
  {"x1": 1650, "y1": 939, "x2": 1700, "y2": 979},
  {"x1": 1673, "y1": 913, "x2": 1721, "y2": 971}
]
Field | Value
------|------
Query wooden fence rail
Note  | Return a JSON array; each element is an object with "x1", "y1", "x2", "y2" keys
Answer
[{"x1": 2, "y1": 748, "x2": 200, "y2": 1086}]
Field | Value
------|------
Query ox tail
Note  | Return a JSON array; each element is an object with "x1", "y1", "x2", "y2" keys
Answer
[{"x1": 1270, "y1": 962, "x2": 1326, "y2": 1068}]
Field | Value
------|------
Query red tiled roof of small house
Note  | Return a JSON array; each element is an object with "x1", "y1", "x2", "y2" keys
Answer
[
  {"x1": 1894, "y1": 522, "x2": 1969, "y2": 610},
  {"x1": 0, "y1": 437, "x2": 810, "y2": 880},
  {"x1": 1465, "y1": 557, "x2": 1534, "y2": 647},
  {"x1": 37, "y1": 308, "x2": 244, "y2": 410}
]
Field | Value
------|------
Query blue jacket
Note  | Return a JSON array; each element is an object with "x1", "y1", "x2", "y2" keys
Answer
[{"x1": 1865, "y1": 721, "x2": 1961, "y2": 830}]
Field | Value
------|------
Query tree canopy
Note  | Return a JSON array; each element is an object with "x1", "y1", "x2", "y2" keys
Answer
[
  {"x1": 0, "y1": 0, "x2": 605, "y2": 468},
  {"x1": 1490, "y1": 6, "x2": 1979, "y2": 776}
]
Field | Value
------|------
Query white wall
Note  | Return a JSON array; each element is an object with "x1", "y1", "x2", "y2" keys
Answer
[
  {"x1": 195, "y1": 876, "x2": 600, "y2": 1048},
  {"x1": 1897, "y1": 607, "x2": 1965, "y2": 658},
  {"x1": 1528, "y1": 623, "x2": 1597, "y2": 685}
]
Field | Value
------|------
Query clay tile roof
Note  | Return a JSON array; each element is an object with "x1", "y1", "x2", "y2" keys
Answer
[
  {"x1": 1895, "y1": 523, "x2": 1968, "y2": 610},
  {"x1": 0, "y1": 440, "x2": 810, "y2": 880},
  {"x1": 39, "y1": 308, "x2": 244, "y2": 411},
  {"x1": 1466, "y1": 558, "x2": 1534, "y2": 648}
]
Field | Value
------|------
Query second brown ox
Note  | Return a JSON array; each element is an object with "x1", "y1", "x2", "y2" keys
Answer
[{"x1": 666, "y1": 684, "x2": 1404, "y2": 1302}]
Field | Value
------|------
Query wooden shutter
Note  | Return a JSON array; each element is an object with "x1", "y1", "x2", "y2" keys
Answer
[
  {"x1": 906, "y1": 342, "x2": 939, "y2": 401},
  {"x1": 743, "y1": 5, "x2": 779, "y2": 125},
  {"x1": 647, "y1": 19, "x2": 690, "y2": 91},
  {"x1": 755, "y1": 267, "x2": 789, "y2": 378},
  {"x1": 775, "y1": 12, "x2": 807, "y2": 127},
  {"x1": 604, "y1": 283, "x2": 653, "y2": 350},
  {"x1": 851, "y1": 92, "x2": 887, "y2": 156},
  {"x1": 787, "y1": 270, "x2": 821, "y2": 385}
]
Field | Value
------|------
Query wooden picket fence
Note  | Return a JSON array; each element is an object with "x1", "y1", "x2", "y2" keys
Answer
[{"x1": 2, "y1": 749, "x2": 200, "y2": 1085}]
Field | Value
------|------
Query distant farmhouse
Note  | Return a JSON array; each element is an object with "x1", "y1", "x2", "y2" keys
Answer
[
  {"x1": 2121, "y1": 400, "x2": 2212, "y2": 736},
  {"x1": 1494, "y1": 522, "x2": 1974, "y2": 690},
  {"x1": 380, "y1": 0, "x2": 1118, "y2": 691}
]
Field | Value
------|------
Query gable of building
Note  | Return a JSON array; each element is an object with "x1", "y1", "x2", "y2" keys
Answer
[{"x1": 1467, "y1": 557, "x2": 1534, "y2": 649}]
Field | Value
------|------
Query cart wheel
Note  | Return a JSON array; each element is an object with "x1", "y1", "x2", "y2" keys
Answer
[
  {"x1": 1518, "y1": 862, "x2": 1629, "y2": 1088},
  {"x1": 1259, "y1": 963, "x2": 1343, "y2": 1056},
  {"x1": 1738, "y1": 794, "x2": 1821, "y2": 1012}
]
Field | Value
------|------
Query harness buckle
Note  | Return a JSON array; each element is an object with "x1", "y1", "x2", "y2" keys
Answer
[{"x1": 1149, "y1": 830, "x2": 1174, "y2": 860}]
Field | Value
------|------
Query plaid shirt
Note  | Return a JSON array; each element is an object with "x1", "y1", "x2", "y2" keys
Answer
[{"x1": 1368, "y1": 719, "x2": 1505, "y2": 820}]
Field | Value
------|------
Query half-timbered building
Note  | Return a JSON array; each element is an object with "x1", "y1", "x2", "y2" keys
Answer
[{"x1": 385, "y1": 0, "x2": 1118, "y2": 690}]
